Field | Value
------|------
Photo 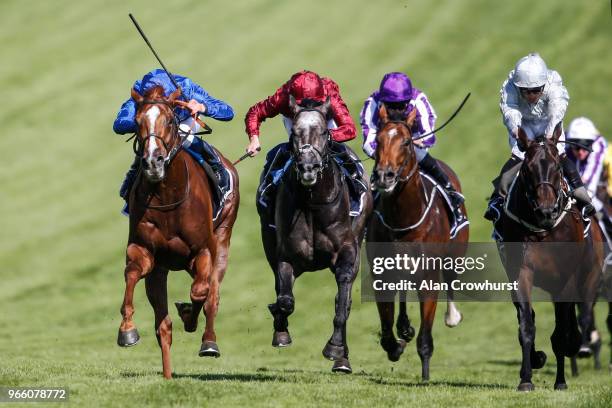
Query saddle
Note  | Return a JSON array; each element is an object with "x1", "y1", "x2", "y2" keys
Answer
[
  {"x1": 256, "y1": 142, "x2": 368, "y2": 225},
  {"x1": 185, "y1": 147, "x2": 232, "y2": 221}
]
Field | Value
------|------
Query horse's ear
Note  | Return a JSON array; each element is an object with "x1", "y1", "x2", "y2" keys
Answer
[
  {"x1": 378, "y1": 103, "x2": 389, "y2": 125},
  {"x1": 168, "y1": 88, "x2": 182, "y2": 103},
  {"x1": 320, "y1": 95, "x2": 331, "y2": 116},
  {"x1": 131, "y1": 88, "x2": 143, "y2": 104},
  {"x1": 517, "y1": 127, "x2": 530, "y2": 150},
  {"x1": 406, "y1": 108, "x2": 417, "y2": 128},
  {"x1": 289, "y1": 94, "x2": 299, "y2": 116},
  {"x1": 551, "y1": 122, "x2": 562, "y2": 144}
]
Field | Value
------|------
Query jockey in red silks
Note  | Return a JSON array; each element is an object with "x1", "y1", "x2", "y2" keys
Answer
[
  {"x1": 244, "y1": 70, "x2": 366, "y2": 216},
  {"x1": 360, "y1": 72, "x2": 466, "y2": 223}
]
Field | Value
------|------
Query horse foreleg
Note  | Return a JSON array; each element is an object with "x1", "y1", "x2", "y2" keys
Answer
[
  {"x1": 551, "y1": 302, "x2": 579, "y2": 390},
  {"x1": 145, "y1": 267, "x2": 172, "y2": 379},
  {"x1": 188, "y1": 249, "x2": 215, "y2": 357},
  {"x1": 608, "y1": 302, "x2": 612, "y2": 371},
  {"x1": 270, "y1": 261, "x2": 295, "y2": 347},
  {"x1": 514, "y1": 300, "x2": 536, "y2": 391},
  {"x1": 118, "y1": 244, "x2": 154, "y2": 347},
  {"x1": 417, "y1": 294, "x2": 438, "y2": 382},
  {"x1": 324, "y1": 245, "x2": 357, "y2": 374}
]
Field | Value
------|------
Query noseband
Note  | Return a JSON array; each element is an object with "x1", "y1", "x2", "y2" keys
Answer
[{"x1": 134, "y1": 98, "x2": 183, "y2": 168}]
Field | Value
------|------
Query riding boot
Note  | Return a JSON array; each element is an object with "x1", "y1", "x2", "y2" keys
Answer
[
  {"x1": 419, "y1": 153, "x2": 465, "y2": 221},
  {"x1": 561, "y1": 155, "x2": 596, "y2": 217},
  {"x1": 484, "y1": 156, "x2": 522, "y2": 221},
  {"x1": 119, "y1": 156, "x2": 140, "y2": 215},
  {"x1": 190, "y1": 137, "x2": 229, "y2": 193}
]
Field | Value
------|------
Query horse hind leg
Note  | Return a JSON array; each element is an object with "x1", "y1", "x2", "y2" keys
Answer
[
  {"x1": 145, "y1": 267, "x2": 173, "y2": 379},
  {"x1": 442, "y1": 269, "x2": 463, "y2": 328},
  {"x1": 396, "y1": 294, "x2": 415, "y2": 343},
  {"x1": 377, "y1": 301, "x2": 406, "y2": 362},
  {"x1": 201, "y1": 229, "x2": 235, "y2": 358},
  {"x1": 118, "y1": 244, "x2": 154, "y2": 347}
]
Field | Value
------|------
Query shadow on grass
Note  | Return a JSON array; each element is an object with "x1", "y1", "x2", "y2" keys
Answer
[
  {"x1": 487, "y1": 359, "x2": 522, "y2": 366},
  {"x1": 368, "y1": 377, "x2": 511, "y2": 390}
]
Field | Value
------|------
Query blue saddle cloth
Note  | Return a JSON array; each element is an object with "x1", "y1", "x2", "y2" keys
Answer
[{"x1": 257, "y1": 143, "x2": 367, "y2": 217}]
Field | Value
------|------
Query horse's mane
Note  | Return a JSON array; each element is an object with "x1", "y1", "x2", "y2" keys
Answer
[
  {"x1": 387, "y1": 108, "x2": 408, "y2": 122},
  {"x1": 143, "y1": 85, "x2": 166, "y2": 99},
  {"x1": 298, "y1": 98, "x2": 323, "y2": 109}
]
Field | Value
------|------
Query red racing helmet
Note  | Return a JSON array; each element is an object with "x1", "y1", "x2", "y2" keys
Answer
[{"x1": 289, "y1": 71, "x2": 325, "y2": 105}]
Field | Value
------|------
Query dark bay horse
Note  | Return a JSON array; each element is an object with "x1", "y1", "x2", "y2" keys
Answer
[
  {"x1": 495, "y1": 126, "x2": 604, "y2": 391},
  {"x1": 116, "y1": 86, "x2": 239, "y2": 379},
  {"x1": 258, "y1": 96, "x2": 373, "y2": 373},
  {"x1": 366, "y1": 105, "x2": 469, "y2": 381}
]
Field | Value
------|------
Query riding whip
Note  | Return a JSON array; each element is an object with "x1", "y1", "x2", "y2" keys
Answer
[
  {"x1": 412, "y1": 92, "x2": 471, "y2": 142},
  {"x1": 233, "y1": 147, "x2": 261, "y2": 165},
  {"x1": 128, "y1": 13, "x2": 212, "y2": 134}
]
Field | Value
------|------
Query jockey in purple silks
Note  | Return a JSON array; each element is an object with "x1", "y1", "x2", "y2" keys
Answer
[{"x1": 360, "y1": 72, "x2": 466, "y2": 222}]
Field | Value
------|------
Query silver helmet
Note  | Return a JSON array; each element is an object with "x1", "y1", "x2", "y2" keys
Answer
[{"x1": 512, "y1": 53, "x2": 548, "y2": 88}]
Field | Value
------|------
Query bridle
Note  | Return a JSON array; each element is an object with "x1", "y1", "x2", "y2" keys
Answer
[
  {"x1": 520, "y1": 140, "x2": 565, "y2": 219},
  {"x1": 133, "y1": 99, "x2": 183, "y2": 168},
  {"x1": 290, "y1": 107, "x2": 331, "y2": 179},
  {"x1": 374, "y1": 120, "x2": 419, "y2": 186}
]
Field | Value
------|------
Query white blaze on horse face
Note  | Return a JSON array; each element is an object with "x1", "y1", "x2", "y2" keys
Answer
[
  {"x1": 297, "y1": 111, "x2": 325, "y2": 134},
  {"x1": 146, "y1": 106, "x2": 161, "y2": 157},
  {"x1": 387, "y1": 128, "x2": 398, "y2": 138}
]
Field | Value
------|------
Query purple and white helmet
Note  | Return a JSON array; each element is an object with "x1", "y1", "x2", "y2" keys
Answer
[{"x1": 378, "y1": 72, "x2": 413, "y2": 102}]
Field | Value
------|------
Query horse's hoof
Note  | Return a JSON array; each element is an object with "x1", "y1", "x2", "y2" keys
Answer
[
  {"x1": 517, "y1": 382, "x2": 535, "y2": 392},
  {"x1": 531, "y1": 350, "x2": 547, "y2": 369},
  {"x1": 387, "y1": 339, "x2": 407, "y2": 362},
  {"x1": 331, "y1": 358, "x2": 352, "y2": 374},
  {"x1": 322, "y1": 342, "x2": 345, "y2": 361},
  {"x1": 444, "y1": 310, "x2": 463, "y2": 328},
  {"x1": 398, "y1": 326, "x2": 415, "y2": 343},
  {"x1": 199, "y1": 341, "x2": 221, "y2": 358},
  {"x1": 117, "y1": 328, "x2": 140, "y2": 347},
  {"x1": 554, "y1": 382, "x2": 568, "y2": 391},
  {"x1": 577, "y1": 345, "x2": 592, "y2": 358},
  {"x1": 175, "y1": 302, "x2": 196, "y2": 332},
  {"x1": 272, "y1": 331, "x2": 292, "y2": 348}
]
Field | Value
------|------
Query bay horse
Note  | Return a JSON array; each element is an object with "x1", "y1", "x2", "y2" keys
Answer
[
  {"x1": 258, "y1": 96, "x2": 373, "y2": 374},
  {"x1": 494, "y1": 125, "x2": 604, "y2": 390},
  {"x1": 366, "y1": 105, "x2": 469, "y2": 381},
  {"x1": 116, "y1": 86, "x2": 239, "y2": 379}
]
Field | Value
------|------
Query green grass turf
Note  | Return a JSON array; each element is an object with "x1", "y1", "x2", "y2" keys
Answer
[{"x1": 0, "y1": 0, "x2": 610, "y2": 406}]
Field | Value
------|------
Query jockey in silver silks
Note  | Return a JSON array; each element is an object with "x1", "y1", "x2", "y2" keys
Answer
[
  {"x1": 360, "y1": 72, "x2": 466, "y2": 223},
  {"x1": 484, "y1": 53, "x2": 595, "y2": 221}
]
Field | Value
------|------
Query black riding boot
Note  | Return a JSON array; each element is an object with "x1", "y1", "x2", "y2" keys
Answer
[
  {"x1": 191, "y1": 137, "x2": 229, "y2": 193},
  {"x1": 484, "y1": 156, "x2": 522, "y2": 221},
  {"x1": 419, "y1": 153, "x2": 465, "y2": 220},
  {"x1": 119, "y1": 156, "x2": 140, "y2": 216},
  {"x1": 561, "y1": 155, "x2": 596, "y2": 217}
]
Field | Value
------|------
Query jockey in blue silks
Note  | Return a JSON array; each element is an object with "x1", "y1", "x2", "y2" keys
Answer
[{"x1": 113, "y1": 69, "x2": 234, "y2": 214}]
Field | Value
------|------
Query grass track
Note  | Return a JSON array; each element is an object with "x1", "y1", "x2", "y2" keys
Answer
[{"x1": 1, "y1": 0, "x2": 611, "y2": 406}]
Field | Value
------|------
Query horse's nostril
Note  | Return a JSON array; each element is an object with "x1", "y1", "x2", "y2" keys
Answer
[
  {"x1": 385, "y1": 171, "x2": 395, "y2": 179},
  {"x1": 156, "y1": 155, "x2": 164, "y2": 163},
  {"x1": 141, "y1": 159, "x2": 150, "y2": 170}
]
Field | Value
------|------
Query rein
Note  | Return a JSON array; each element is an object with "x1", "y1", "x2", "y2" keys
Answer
[{"x1": 143, "y1": 159, "x2": 191, "y2": 211}]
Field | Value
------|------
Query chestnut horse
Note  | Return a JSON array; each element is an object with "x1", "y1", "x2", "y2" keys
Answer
[
  {"x1": 116, "y1": 86, "x2": 239, "y2": 379},
  {"x1": 366, "y1": 105, "x2": 469, "y2": 381},
  {"x1": 494, "y1": 125, "x2": 604, "y2": 391}
]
